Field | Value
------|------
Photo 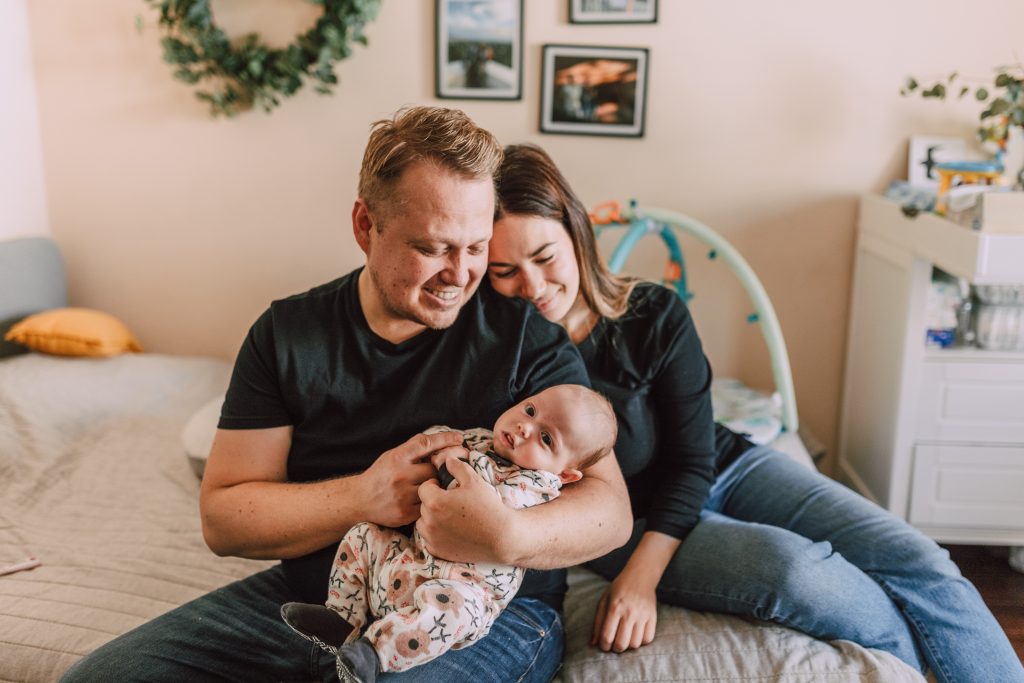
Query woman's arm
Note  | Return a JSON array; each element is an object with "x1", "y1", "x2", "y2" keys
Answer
[
  {"x1": 590, "y1": 287, "x2": 720, "y2": 650},
  {"x1": 415, "y1": 452, "x2": 632, "y2": 567},
  {"x1": 591, "y1": 531, "x2": 680, "y2": 652}
]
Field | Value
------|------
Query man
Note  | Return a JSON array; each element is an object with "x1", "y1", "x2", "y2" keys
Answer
[{"x1": 61, "y1": 106, "x2": 631, "y2": 682}]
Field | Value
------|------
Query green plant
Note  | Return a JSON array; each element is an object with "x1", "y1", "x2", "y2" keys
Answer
[
  {"x1": 144, "y1": 0, "x2": 381, "y2": 117},
  {"x1": 901, "y1": 65, "x2": 1024, "y2": 153}
]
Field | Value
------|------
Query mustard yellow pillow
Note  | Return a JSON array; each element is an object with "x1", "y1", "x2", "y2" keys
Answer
[{"x1": 4, "y1": 308, "x2": 143, "y2": 357}]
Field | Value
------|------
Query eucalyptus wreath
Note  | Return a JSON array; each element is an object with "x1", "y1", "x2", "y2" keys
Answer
[{"x1": 146, "y1": 0, "x2": 381, "y2": 116}]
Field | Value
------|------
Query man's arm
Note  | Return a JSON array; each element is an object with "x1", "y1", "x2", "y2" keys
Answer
[
  {"x1": 415, "y1": 452, "x2": 632, "y2": 568},
  {"x1": 199, "y1": 427, "x2": 464, "y2": 559}
]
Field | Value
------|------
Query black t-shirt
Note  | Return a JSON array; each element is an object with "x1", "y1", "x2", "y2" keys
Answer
[
  {"x1": 577, "y1": 282, "x2": 753, "y2": 544},
  {"x1": 219, "y1": 270, "x2": 589, "y2": 606}
]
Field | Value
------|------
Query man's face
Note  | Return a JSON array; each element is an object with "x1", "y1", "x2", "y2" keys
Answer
[{"x1": 357, "y1": 161, "x2": 494, "y2": 338}]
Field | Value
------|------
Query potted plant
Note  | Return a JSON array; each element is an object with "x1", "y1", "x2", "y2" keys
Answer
[{"x1": 902, "y1": 65, "x2": 1024, "y2": 186}]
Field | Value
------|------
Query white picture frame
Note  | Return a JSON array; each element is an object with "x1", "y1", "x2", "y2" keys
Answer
[
  {"x1": 908, "y1": 136, "x2": 968, "y2": 188},
  {"x1": 540, "y1": 44, "x2": 649, "y2": 137},
  {"x1": 569, "y1": 0, "x2": 658, "y2": 24},
  {"x1": 436, "y1": 0, "x2": 523, "y2": 100}
]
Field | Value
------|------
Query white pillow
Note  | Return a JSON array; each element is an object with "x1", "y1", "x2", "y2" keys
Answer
[{"x1": 182, "y1": 395, "x2": 223, "y2": 479}]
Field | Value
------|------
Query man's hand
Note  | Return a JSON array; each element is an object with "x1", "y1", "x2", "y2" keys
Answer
[
  {"x1": 416, "y1": 456, "x2": 510, "y2": 563},
  {"x1": 357, "y1": 430, "x2": 465, "y2": 528},
  {"x1": 591, "y1": 568, "x2": 658, "y2": 652}
]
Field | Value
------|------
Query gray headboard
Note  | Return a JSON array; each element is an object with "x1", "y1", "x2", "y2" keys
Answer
[{"x1": 0, "y1": 236, "x2": 67, "y2": 357}]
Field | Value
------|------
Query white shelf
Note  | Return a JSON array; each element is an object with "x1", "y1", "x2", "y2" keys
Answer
[
  {"x1": 859, "y1": 195, "x2": 1024, "y2": 284},
  {"x1": 924, "y1": 347, "x2": 1024, "y2": 362},
  {"x1": 839, "y1": 196, "x2": 1024, "y2": 545}
]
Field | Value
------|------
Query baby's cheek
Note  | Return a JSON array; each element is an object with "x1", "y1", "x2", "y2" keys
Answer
[{"x1": 518, "y1": 449, "x2": 540, "y2": 469}]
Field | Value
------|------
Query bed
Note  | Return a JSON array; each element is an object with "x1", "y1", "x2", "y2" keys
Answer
[{"x1": 0, "y1": 235, "x2": 924, "y2": 682}]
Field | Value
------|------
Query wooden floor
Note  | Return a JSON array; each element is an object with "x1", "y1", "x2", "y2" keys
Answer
[{"x1": 946, "y1": 544, "x2": 1024, "y2": 663}]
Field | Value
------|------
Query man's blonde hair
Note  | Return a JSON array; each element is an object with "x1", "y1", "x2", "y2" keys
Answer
[{"x1": 358, "y1": 106, "x2": 503, "y2": 221}]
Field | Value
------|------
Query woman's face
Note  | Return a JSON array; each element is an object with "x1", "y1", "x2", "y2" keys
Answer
[{"x1": 488, "y1": 214, "x2": 581, "y2": 324}]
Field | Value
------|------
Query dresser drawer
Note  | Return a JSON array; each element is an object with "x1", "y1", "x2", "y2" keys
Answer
[
  {"x1": 909, "y1": 444, "x2": 1024, "y2": 529},
  {"x1": 916, "y1": 359, "x2": 1024, "y2": 443}
]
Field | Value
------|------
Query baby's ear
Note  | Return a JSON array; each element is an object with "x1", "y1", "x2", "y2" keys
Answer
[{"x1": 558, "y1": 468, "x2": 583, "y2": 485}]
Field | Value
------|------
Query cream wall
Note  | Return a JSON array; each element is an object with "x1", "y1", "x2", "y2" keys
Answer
[
  {"x1": 24, "y1": 0, "x2": 1021, "y2": 461},
  {"x1": 2, "y1": 0, "x2": 49, "y2": 240}
]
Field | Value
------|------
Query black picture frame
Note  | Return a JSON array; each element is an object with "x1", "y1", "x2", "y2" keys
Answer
[
  {"x1": 540, "y1": 44, "x2": 649, "y2": 137},
  {"x1": 436, "y1": 0, "x2": 524, "y2": 100},
  {"x1": 568, "y1": 0, "x2": 658, "y2": 24}
]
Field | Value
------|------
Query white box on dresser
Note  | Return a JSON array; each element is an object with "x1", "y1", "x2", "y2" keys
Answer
[{"x1": 838, "y1": 195, "x2": 1024, "y2": 545}]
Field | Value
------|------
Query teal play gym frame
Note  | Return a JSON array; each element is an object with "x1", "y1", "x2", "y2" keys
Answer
[{"x1": 592, "y1": 200, "x2": 799, "y2": 434}]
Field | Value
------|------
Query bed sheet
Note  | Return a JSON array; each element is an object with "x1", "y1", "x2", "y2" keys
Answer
[
  {"x1": 0, "y1": 353, "x2": 924, "y2": 683},
  {"x1": 0, "y1": 353, "x2": 272, "y2": 683}
]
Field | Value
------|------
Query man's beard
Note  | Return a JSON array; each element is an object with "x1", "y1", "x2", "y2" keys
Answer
[{"x1": 368, "y1": 268, "x2": 463, "y2": 331}]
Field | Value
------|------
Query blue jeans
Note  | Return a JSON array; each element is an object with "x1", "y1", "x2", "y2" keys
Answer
[
  {"x1": 59, "y1": 565, "x2": 563, "y2": 683},
  {"x1": 587, "y1": 446, "x2": 1024, "y2": 683}
]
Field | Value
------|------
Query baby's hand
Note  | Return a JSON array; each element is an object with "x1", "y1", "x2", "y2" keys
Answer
[{"x1": 430, "y1": 444, "x2": 468, "y2": 472}]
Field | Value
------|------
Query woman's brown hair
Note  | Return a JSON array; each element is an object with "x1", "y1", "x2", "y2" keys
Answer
[{"x1": 494, "y1": 144, "x2": 637, "y2": 320}]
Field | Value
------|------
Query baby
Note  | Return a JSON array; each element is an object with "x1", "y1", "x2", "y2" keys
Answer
[{"x1": 281, "y1": 384, "x2": 617, "y2": 683}]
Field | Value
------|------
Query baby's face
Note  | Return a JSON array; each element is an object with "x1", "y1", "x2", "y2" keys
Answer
[{"x1": 491, "y1": 386, "x2": 592, "y2": 482}]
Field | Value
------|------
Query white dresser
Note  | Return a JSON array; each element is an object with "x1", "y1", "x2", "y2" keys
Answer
[{"x1": 838, "y1": 194, "x2": 1024, "y2": 544}]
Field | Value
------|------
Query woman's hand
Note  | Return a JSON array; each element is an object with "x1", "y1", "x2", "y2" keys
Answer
[
  {"x1": 591, "y1": 565, "x2": 658, "y2": 652},
  {"x1": 591, "y1": 530, "x2": 682, "y2": 652}
]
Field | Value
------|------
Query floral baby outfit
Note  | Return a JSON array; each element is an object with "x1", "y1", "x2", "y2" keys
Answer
[{"x1": 323, "y1": 426, "x2": 562, "y2": 673}]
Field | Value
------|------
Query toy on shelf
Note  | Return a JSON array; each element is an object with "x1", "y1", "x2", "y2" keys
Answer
[{"x1": 934, "y1": 157, "x2": 1004, "y2": 214}]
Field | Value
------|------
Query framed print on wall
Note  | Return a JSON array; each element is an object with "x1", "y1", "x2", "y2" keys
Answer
[
  {"x1": 569, "y1": 0, "x2": 658, "y2": 24},
  {"x1": 436, "y1": 0, "x2": 523, "y2": 100},
  {"x1": 540, "y1": 45, "x2": 649, "y2": 137}
]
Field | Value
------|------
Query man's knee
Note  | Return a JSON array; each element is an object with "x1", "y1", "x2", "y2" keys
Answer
[
  {"x1": 59, "y1": 643, "x2": 135, "y2": 683},
  {"x1": 501, "y1": 599, "x2": 564, "y2": 675}
]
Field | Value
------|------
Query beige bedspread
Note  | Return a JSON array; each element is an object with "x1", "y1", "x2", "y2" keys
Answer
[
  {"x1": 559, "y1": 569, "x2": 925, "y2": 683},
  {"x1": 0, "y1": 353, "x2": 924, "y2": 683},
  {"x1": 0, "y1": 353, "x2": 271, "y2": 682}
]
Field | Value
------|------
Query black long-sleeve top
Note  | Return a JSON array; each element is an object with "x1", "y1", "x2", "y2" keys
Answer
[{"x1": 577, "y1": 282, "x2": 753, "y2": 543}]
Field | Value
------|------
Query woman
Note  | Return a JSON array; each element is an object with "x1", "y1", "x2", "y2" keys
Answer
[{"x1": 487, "y1": 143, "x2": 1024, "y2": 683}]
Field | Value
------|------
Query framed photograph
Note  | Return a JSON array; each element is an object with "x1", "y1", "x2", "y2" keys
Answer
[
  {"x1": 540, "y1": 45, "x2": 649, "y2": 137},
  {"x1": 569, "y1": 0, "x2": 658, "y2": 24},
  {"x1": 436, "y1": 0, "x2": 523, "y2": 100},
  {"x1": 908, "y1": 135, "x2": 967, "y2": 188}
]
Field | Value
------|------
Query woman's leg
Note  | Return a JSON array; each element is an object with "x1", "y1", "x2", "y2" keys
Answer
[
  {"x1": 590, "y1": 511, "x2": 926, "y2": 670},
  {"x1": 702, "y1": 445, "x2": 1023, "y2": 683},
  {"x1": 657, "y1": 509, "x2": 926, "y2": 671}
]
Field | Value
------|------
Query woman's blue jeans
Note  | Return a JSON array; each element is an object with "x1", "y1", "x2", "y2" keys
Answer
[
  {"x1": 59, "y1": 565, "x2": 563, "y2": 683},
  {"x1": 587, "y1": 446, "x2": 1024, "y2": 683}
]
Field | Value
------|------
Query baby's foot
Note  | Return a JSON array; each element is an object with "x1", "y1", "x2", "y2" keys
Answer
[
  {"x1": 280, "y1": 602, "x2": 355, "y2": 655},
  {"x1": 336, "y1": 638, "x2": 380, "y2": 683}
]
